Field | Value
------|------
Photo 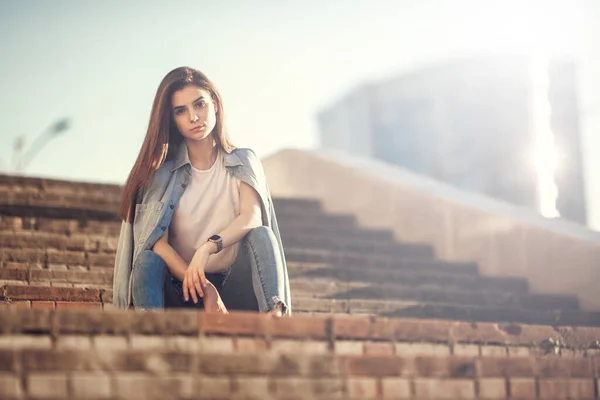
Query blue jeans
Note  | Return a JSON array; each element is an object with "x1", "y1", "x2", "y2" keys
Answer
[{"x1": 131, "y1": 226, "x2": 290, "y2": 314}]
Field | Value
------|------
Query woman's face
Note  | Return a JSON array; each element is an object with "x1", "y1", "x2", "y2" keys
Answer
[{"x1": 171, "y1": 85, "x2": 218, "y2": 141}]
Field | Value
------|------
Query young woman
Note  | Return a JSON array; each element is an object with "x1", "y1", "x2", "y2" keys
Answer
[{"x1": 112, "y1": 66, "x2": 291, "y2": 316}]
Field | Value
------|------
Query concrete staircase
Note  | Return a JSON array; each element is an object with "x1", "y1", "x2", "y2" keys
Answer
[{"x1": 1, "y1": 174, "x2": 599, "y2": 399}]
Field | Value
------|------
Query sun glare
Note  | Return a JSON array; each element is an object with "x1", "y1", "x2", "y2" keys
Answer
[{"x1": 531, "y1": 55, "x2": 560, "y2": 219}]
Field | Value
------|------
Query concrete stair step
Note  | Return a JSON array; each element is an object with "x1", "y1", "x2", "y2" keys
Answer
[
  {"x1": 284, "y1": 247, "x2": 438, "y2": 266},
  {"x1": 0, "y1": 264, "x2": 572, "y2": 313},
  {"x1": 290, "y1": 279, "x2": 579, "y2": 311},
  {"x1": 0, "y1": 265, "x2": 113, "y2": 286},
  {"x1": 0, "y1": 190, "x2": 328, "y2": 221},
  {"x1": 0, "y1": 223, "x2": 399, "y2": 253},
  {"x1": 286, "y1": 261, "x2": 527, "y2": 294},
  {"x1": 3, "y1": 282, "x2": 593, "y2": 327},
  {"x1": 0, "y1": 247, "x2": 116, "y2": 268},
  {"x1": 0, "y1": 231, "x2": 117, "y2": 253},
  {"x1": 281, "y1": 234, "x2": 434, "y2": 258},
  {"x1": 1, "y1": 284, "x2": 109, "y2": 303},
  {"x1": 292, "y1": 296, "x2": 600, "y2": 327}
]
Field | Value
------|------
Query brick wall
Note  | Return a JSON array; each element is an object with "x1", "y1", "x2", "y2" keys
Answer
[{"x1": 1, "y1": 308, "x2": 600, "y2": 399}]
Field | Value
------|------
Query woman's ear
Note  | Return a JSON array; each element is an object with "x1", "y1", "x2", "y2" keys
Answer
[{"x1": 211, "y1": 95, "x2": 218, "y2": 113}]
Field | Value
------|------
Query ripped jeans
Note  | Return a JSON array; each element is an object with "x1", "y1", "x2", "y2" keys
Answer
[{"x1": 131, "y1": 226, "x2": 290, "y2": 314}]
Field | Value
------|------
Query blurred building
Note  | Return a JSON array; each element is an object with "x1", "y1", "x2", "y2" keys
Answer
[{"x1": 318, "y1": 56, "x2": 587, "y2": 224}]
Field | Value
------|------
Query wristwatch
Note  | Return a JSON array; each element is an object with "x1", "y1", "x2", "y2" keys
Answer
[{"x1": 207, "y1": 235, "x2": 223, "y2": 253}]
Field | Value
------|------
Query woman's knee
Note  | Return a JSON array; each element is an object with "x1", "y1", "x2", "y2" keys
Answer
[
  {"x1": 245, "y1": 226, "x2": 275, "y2": 243},
  {"x1": 132, "y1": 250, "x2": 167, "y2": 287}
]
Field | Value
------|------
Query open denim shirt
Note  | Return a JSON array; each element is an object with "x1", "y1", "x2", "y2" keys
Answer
[{"x1": 112, "y1": 145, "x2": 291, "y2": 310}]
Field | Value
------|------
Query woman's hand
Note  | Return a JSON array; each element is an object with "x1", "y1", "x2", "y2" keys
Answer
[{"x1": 182, "y1": 247, "x2": 210, "y2": 303}]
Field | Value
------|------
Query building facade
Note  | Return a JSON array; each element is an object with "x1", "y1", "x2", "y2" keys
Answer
[{"x1": 318, "y1": 56, "x2": 587, "y2": 224}]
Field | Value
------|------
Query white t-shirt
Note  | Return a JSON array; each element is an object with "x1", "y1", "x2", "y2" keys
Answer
[{"x1": 169, "y1": 150, "x2": 241, "y2": 273}]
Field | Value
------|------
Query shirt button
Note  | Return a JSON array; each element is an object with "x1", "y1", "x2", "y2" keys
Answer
[
  {"x1": 182, "y1": 183, "x2": 187, "y2": 188},
  {"x1": 161, "y1": 226, "x2": 166, "y2": 231},
  {"x1": 170, "y1": 204, "x2": 174, "y2": 209}
]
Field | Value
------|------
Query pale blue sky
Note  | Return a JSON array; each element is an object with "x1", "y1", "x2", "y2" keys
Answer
[{"x1": 1, "y1": 0, "x2": 599, "y2": 228}]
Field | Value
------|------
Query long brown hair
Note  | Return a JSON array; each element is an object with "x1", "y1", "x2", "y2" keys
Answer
[{"x1": 119, "y1": 66, "x2": 235, "y2": 222}]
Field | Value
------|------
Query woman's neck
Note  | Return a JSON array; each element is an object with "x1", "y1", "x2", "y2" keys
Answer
[{"x1": 185, "y1": 136, "x2": 218, "y2": 170}]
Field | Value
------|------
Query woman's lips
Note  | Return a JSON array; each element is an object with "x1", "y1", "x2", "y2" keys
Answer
[{"x1": 191, "y1": 125, "x2": 204, "y2": 132}]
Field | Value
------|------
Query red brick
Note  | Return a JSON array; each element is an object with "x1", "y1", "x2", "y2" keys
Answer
[
  {"x1": 27, "y1": 373, "x2": 68, "y2": 399},
  {"x1": 396, "y1": 342, "x2": 450, "y2": 356},
  {"x1": 2, "y1": 285, "x2": 101, "y2": 302},
  {"x1": 129, "y1": 309, "x2": 200, "y2": 335},
  {"x1": 46, "y1": 250, "x2": 85, "y2": 265},
  {"x1": 537, "y1": 357, "x2": 594, "y2": 378},
  {"x1": 98, "y1": 350, "x2": 194, "y2": 373},
  {"x1": 308, "y1": 354, "x2": 344, "y2": 377},
  {"x1": 235, "y1": 337, "x2": 270, "y2": 352},
  {"x1": 22, "y1": 349, "x2": 101, "y2": 371},
  {"x1": 335, "y1": 341, "x2": 363, "y2": 355},
  {"x1": 14, "y1": 308, "x2": 53, "y2": 334},
  {"x1": 69, "y1": 372, "x2": 111, "y2": 399},
  {"x1": 55, "y1": 301, "x2": 102, "y2": 310},
  {"x1": 381, "y1": 377, "x2": 411, "y2": 399},
  {"x1": 0, "y1": 268, "x2": 28, "y2": 281},
  {"x1": 414, "y1": 356, "x2": 476, "y2": 379},
  {"x1": 347, "y1": 377, "x2": 378, "y2": 399},
  {"x1": 497, "y1": 323, "x2": 559, "y2": 346},
  {"x1": 364, "y1": 342, "x2": 395, "y2": 356},
  {"x1": 393, "y1": 318, "x2": 452, "y2": 342},
  {"x1": 192, "y1": 376, "x2": 231, "y2": 397},
  {"x1": 0, "y1": 373, "x2": 22, "y2": 399},
  {"x1": 453, "y1": 344, "x2": 480, "y2": 356},
  {"x1": 113, "y1": 373, "x2": 192, "y2": 400},
  {"x1": 557, "y1": 326, "x2": 600, "y2": 349},
  {"x1": 272, "y1": 377, "x2": 314, "y2": 397},
  {"x1": 478, "y1": 378, "x2": 507, "y2": 399},
  {"x1": 480, "y1": 345, "x2": 507, "y2": 357},
  {"x1": 413, "y1": 378, "x2": 475, "y2": 399},
  {"x1": 0, "y1": 350, "x2": 18, "y2": 372},
  {"x1": 270, "y1": 339, "x2": 328, "y2": 354},
  {"x1": 7, "y1": 301, "x2": 30, "y2": 309},
  {"x1": 343, "y1": 355, "x2": 410, "y2": 377},
  {"x1": 370, "y1": 318, "x2": 400, "y2": 341},
  {"x1": 31, "y1": 301, "x2": 55, "y2": 310},
  {"x1": 268, "y1": 314, "x2": 330, "y2": 339},
  {"x1": 538, "y1": 378, "x2": 595, "y2": 399},
  {"x1": 199, "y1": 336, "x2": 234, "y2": 352},
  {"x1": 232, "y1": 377, "x2": 270, "y2": 399},
  {"x1": 197, "y1": 352, "x2": 281, "y2": 376},
  {"x1": 56, "y1": 308, "x2": 131, "y2": 335},
  {"x1": 200, "y1": 311, "x2": 269, "y2": 336},
  {"x1": 333, "y1": 316, "x2": 371, "y2": 340},
  {"x1": 478, "y1": 357, "x2": 536, "y2": 378},
  {"x1": 508, "y1": 378, "x2": 536, "y2": 398},
  {"x1": 311, "y1": 378, "x2": 345, "y2": 398}
]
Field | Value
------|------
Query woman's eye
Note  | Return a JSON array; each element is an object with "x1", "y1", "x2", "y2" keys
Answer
[
  {"x1": 195, "y1": 101, "x2": 206, "y2": 108},
  {"x1": 175, "y1": 109, "x2": 185, "y2": 116}
]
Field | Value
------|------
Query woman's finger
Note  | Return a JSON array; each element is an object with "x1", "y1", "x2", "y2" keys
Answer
[
  {"x1": 189, "y1": 272, "x2": 198, "y2": 304},
  {"x1": 194, "y1": 270, "x2": 204, "y2": 298},
  {"x1": 182, "y1": 275, "x2": 189, "y2": 302},
  {"x1": 199, "y1": 272, "x2": 207, "y2": 288}
]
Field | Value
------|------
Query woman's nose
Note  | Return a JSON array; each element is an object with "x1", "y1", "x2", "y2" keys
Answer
[{"x1": 190, "y1": 112, "x2": 199, "y2": 122}]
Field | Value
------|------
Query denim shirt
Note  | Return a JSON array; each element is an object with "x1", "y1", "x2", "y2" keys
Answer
[{"x1": 112, "y1": 145, "x2": 291, "y2": 309}]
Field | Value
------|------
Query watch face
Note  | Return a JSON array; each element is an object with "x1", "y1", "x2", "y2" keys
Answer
[{"x1": 209, "y1": 235, "x2": 221, "y2": 241}]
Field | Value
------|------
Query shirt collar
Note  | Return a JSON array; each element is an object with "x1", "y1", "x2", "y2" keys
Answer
[{"x1": 170, "y1": 143, "x2": 243, "y2": 172}]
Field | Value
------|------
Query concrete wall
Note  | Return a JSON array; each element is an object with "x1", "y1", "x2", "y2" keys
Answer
[{"x1": 263, "y1": 149, "x2": 600, "y2": 311}]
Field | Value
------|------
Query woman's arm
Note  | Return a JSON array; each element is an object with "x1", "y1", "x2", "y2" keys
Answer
[
  {"x1": 183, "y1": 181, "x2": 262, "y2": 301},
  {"x1": 151, "y1": 230, "x2": 187, "y2": 282},
  {"x1": 210, "y1": 180, "x2": 263, "y2": 252}
]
